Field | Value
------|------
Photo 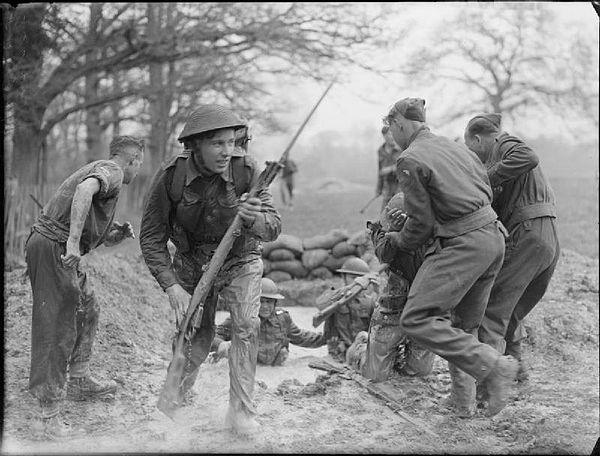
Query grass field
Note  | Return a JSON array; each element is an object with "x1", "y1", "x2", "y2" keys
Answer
[{"x1": 277, "y1": 176, "x2": 599, "y2": 258}]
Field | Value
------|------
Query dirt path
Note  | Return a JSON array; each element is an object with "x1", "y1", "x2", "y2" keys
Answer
[{"x1": 2, "y1": 249, "x2": 598, "y2": 454}]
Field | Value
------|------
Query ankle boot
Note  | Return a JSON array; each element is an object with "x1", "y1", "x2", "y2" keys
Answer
[
  {"x1": 444, "y1": 363, "x2": 476, "y2": 417},
  {"x1": 485, "y1": 355, "x2": 518, "y2": 417},
  {"x1": 67, "y1": 374, "x2": 117, "y2": 401}
]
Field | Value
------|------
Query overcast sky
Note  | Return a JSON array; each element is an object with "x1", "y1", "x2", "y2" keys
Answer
[{"x1": 248, "y1": 2, "x2": 598, "y2": 165}]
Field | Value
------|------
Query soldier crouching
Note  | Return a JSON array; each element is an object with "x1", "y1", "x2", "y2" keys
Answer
[{"x1": 139, "y1": 105, "x2": 281, "y2": 435}]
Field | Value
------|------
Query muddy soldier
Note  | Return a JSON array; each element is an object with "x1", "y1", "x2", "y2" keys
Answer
[
  {"x1": 360, "y1": 193, "x2": 435, "y2": 380},
  {"x1": 210, "y1": 278, "x2": 326, "y2": 366},
  {"x1": 320, "y1": 258, "x2": 378, "y2": 361},
  {"x1": 376, "y1": 125, "x2": 403, "y2": 212},
  {"x1": 25, "y1": 136, "x2": 144, "y2": 437},
  {"x1": 464, "y1": 114, "x2": 560, "y2": 384},
  {"x1": 139, "y1": 105, "x2": 281, "y2": 435},
  {"x1": 383, "y1": 97, "x2": 519, "y2": 418}
]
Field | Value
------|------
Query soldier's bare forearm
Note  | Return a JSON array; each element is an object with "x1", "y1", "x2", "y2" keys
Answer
[{"x1": 68, "y1": 182, "x2": 98, "y2": 245}]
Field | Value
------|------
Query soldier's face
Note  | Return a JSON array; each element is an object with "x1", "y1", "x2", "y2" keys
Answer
[
  {"x1": 259, "y1": 298, "x2": 277, "y2": 317},
  {"x1": 197, "y1": 128, "x2": 235, "y2": 174},
  {"x1": 388, "y1": 115, "x2": 409, "y2": 149}
]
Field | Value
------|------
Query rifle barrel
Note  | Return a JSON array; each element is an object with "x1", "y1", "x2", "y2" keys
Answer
[{"x1": 280, "y1": 77, "x2": 337, "y2": 164}]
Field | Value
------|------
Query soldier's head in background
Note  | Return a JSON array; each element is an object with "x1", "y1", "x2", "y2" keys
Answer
[
  {"x1": 336, "y1": 257, "x2": 371, "y2": 286},
  {"x1": 177, "y1": 104, "x2": 247, "y2": 175},
  {"x1": 383, "y1": 97, "x2": 426, "y2": 150},
  {"x1": 109, "y1": 135, "x2": 145, "y2": 184},
  {"x1": 463, "y1": 113, "x2": 502, "y2": 164}
]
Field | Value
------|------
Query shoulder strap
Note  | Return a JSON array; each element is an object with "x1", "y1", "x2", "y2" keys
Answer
[
  {"x1": 168, "y1": 156, "x2": 188, "y2": 205},
  {"x1": 231, "y1": 155, "x2": 252, "y2": 197}
]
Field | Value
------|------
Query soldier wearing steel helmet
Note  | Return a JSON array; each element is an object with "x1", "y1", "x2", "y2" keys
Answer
[
  {"x1": 210, "y1": 278, "x2": 326, "y2": 366},
  {"x1": 139, "y1": 104, "x2": 281, "y2": 434},
  {"x1": 320, "y1": 257, "x2": 378, "y2": 361}
]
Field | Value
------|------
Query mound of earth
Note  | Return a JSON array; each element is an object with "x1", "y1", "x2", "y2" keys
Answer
[{"x1": 2, "y1": 248, "x2": 598, "y2": 453}]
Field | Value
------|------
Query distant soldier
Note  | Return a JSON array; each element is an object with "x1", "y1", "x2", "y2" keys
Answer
[
  {"x1": 25, "y1": 135, "x2": 144, "y2": 437},
  {"x1": 464, "y1": 113, "x2": 560, "y2": 385},
  {"x1": 376, "y1": 125, "x2": 403, "y2": 212},
  {"x1": 357, "y1": 193, "x2": 435, "y2": 381},
  {"x1": 210, "y1": 278, "x2": 326, "y2": 366},
  {"x1": 383, "y1": 97, "x2": 518, "y2": 418},
  {"x1": 280, "y1": 157, "x2": 298, "y2": 209},
  {"x1": 139, "y1": 105, "x2": 281, "y2": 435},
  {"x1": 319, "y1": 258, "x2": 378, "y2": 361}
]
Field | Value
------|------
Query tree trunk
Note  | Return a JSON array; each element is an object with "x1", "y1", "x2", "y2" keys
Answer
[
  {"x1": 147, "y1": 3, "x2": 174, "y2": 171},
  {"x1": 85, "y1": 3, "x2": 104, "y2": 162},
  {"x1": 8, "y1": 4, "x2": 48, "y2": 184}
]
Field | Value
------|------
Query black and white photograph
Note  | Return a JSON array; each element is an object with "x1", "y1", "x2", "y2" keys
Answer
[{"x1": 2, "y1": 2, "x2": 599, "y2": 453}]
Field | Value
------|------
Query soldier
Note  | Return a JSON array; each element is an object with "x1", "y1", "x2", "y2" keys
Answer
[
  {"x1": 359, "y1": 192, "x2": 435, "y2": 381},
  {"x1": 383, "y1": 97, "x2": 518, "y2": 418},
  {"x1": 464, "y1": 113, "x2": 560, "y2": 385},
  {"x1": 280, "y1": 157, "x2": 298, "y2": 209},
  {"x1": 139, "y1": 104, "x2": 281, "y2": 435},
  {"x1": 376, "y1": 125, "x2": 403, "y2": 212},
  {"x1": 320, "y1": 258, "x2": 378, "y2": 361},
  {"x1": 210, "y1": 278, "x2": 326, "y2": 366},
  {"x1": 25, "y1": 135, "x2": 144, "y2": 437}
]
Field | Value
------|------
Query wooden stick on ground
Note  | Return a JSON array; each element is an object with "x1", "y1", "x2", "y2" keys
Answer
[{"x1": 309, "y1": 359, "x2": 440, "y2": 438}]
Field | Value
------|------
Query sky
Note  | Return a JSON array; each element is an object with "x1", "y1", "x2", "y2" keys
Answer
[{"x1": 248, "y1": 2, "x2": 599, "y2": 167}]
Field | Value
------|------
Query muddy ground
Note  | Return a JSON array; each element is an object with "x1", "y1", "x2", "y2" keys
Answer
[{"x1": 2, "y1": 243, "x2": 599, "y2": 454}]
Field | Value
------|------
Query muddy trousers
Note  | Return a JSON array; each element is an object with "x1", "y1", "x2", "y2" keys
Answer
[
  {"x1": 399, "y1": 223, "x2": 506, "y2": 383},
  {"x1": 175, "y1": 257, "x2": 262, "y2": 417},
  {"x1": 25, "y1": 232, "x2": 99, "y2": 405},
  {"x1": 479, "y1": 217, "x2": 560, "y2": 357}
]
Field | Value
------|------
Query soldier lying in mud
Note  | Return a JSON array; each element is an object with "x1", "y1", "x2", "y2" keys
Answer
[{"x1": 210, "y1": 278, "x2": 326, "y2": 366}]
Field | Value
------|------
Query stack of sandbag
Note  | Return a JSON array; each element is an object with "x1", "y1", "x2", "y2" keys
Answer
[{"x1": 262, "y1": 228, "x2": 370, "y2": 282}]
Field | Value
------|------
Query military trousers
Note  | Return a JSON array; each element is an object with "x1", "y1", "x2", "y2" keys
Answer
[
  {"x1": 399, "y1": 222, "x2": 506, "y2": 382},
  {"x1": 479, "y1": 216, "x2": 560, "y2": 356},
  {"x1": 25, "y1": 231, "x2": 99, "y2": 405},
  {"x1": 174, "y1": 251, "x2": 262, "y2": 417}
]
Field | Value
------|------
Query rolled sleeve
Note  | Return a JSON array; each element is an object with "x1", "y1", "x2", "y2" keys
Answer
[{"x1": 87, "y1": 162, "x2": 124, "y2": 198}]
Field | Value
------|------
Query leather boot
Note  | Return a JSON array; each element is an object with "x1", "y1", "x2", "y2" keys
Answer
[
  {"x1": 444, "y1": 363, "x2": 476, "y2": 418},
  {"x1": 225, "y1": 404, "x2": 260, "y2": 436},
  {"x1": 67, "y1": 375, "x2": 117, "y2": 401},
  {"x1": 484, "y1": 355, "x2": 518, "y2": 417},
  {"x1": 505, "y1": 339, "x2": 529, "y2": 383},
  {"x1": 32, "y1": 403, "x2": 69, "y2": 439}
]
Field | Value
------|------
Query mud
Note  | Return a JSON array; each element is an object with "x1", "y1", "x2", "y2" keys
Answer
[{"x1": 2, "y1": 246, "x2": 598, "y2": 454}]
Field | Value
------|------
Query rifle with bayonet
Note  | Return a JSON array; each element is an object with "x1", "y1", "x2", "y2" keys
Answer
[
  {"x1": 157, "y1": 78, "x2": 337, "y2": 418},
  {"x1": 312, "y1": 272, "x2": 380, "y2": 328}
]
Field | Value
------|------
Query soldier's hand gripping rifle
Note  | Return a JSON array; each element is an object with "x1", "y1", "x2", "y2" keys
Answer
[
  {"x1": 312, "y1": 272, "x2": 380, "y2": 328},
  {"x1": 157, "y1": 78, "x2": 337, "y2": 418}
]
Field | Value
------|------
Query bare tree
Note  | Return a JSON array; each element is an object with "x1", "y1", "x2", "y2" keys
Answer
[
  {"x1": 402, "y1": 3, "x2": 598, "y2": 126},
  {"x1": 4, "y1": 2, "x2": 391, "y2": 184}
]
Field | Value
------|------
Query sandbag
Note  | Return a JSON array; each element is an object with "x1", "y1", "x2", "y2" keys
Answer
[
  {"x1": 266, "y1": 270, "x2": 293, "y2": 282},
  {"x1": 262, "y1": 258, "x2": 272, "y2": 275},
  {"x1": 347, "y1": 229, "x2": 370, "y2": 247},
  {"x1": 322, "y1": 254, "x2": 358, "y2": 272},
  {"x1": 270, "y1": 259, "x2": 309, "y2": 279},
  {"x1": 301, "y1": 248, "x2": 329, "y2": 270},
  {"x1": 268, "y1": 248, "x2": 296, "y2": 262},
  {"x1": 262, "y1": 234, "x2": 303, "y2": 257},
  {"x1": 308, "y1": 266, "x2": 334, "y2": 280},
  {"x1": 302, "y1": 228, "x2": 349, "y2": 250},
  {"x1": 332, "y1": 241, "x2": 358, "y2": 258}
]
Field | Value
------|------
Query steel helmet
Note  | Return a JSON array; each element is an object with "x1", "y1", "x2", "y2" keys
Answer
[
  {"x1": 380, "y1": 192, "x2": 406, "y2": 231},
  {"x1": 260, "y1": 278, "x2": 285, "y2": 300},
  {"x1": 336, "y1": 257, "x2": 370, "y2": 276},
  {"x1": 177, "y1": 104, "x2": 246, "y2": 142}
]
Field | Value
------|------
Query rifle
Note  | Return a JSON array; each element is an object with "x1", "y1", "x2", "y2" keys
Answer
[
  {"x1": 312, "y1": 272, "x2": 379, "y2": 328},
  {"x1": 157, "y1": 78, "x2": 337, "y2": 418},
  {"x1": 29, "y1": 194, "x2": 44, "y2": 211},
  {"x1": 309, "y1": 358, "x2": 439, "y2": 438}
]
